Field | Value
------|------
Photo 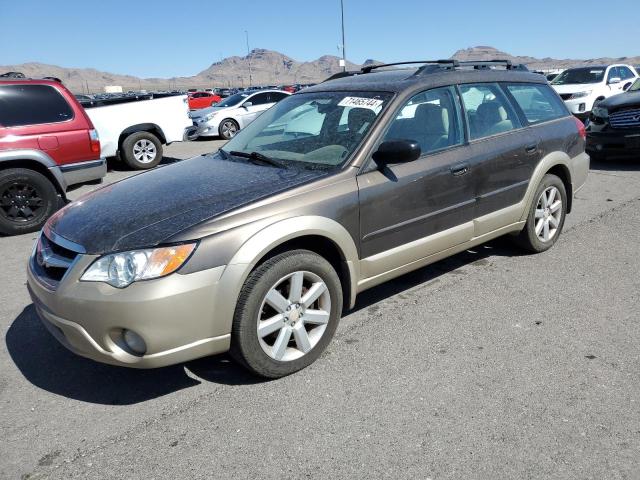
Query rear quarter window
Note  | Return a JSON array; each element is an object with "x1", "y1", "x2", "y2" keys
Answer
[
  {"x1": 506, "y1": 83, "x2": 568, "y2": 124},
  {"x1": 0, "y1": 84, "x2": 74, "y2": 127}
]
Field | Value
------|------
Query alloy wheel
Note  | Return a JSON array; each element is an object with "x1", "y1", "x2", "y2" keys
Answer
[
  {"x1": 257, "y1": 271, "x2": 331, "y2": 362},
  {"x1": 535, "y1": 186, "x2": 562, "y2": 242},
  {"x1": 221, "y1": 121, "x2": 238, "y2": 138},
  {"x1": 0, "y1": 182, "x2": 44, "y2": 222},
  {"x1": 132, "y1": 139, "x2": 157, "y2": 164}
]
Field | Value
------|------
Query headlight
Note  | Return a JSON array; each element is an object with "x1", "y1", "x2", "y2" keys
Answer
[
  {"x1": 592, "y1": 106, "x2": 609, "y2": 118},
  {"x1": 571, "y1": 90, "x2": 592, "y2": 99},
  {"x1": 203, "y1": 112, "x2": 217, "y2": 122},
  {"x1": 81, "y1": 243, "x2": 196, "y2": 288}
]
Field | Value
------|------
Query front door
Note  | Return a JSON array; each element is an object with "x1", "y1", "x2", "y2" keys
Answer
[{"x1": 357, "y1": 86, "x2": 476, "y2": 278}]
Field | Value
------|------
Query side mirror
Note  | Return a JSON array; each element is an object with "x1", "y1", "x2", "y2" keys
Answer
[
  {"x1": 372, "y1": 140, "x2": 421, "y2": 166},
  {"x1": 608, "y1": 77, "x2": 621, "y2": 84},
  {"x1": 242, "y1": 101, "x2": 253, "y2": 108}
]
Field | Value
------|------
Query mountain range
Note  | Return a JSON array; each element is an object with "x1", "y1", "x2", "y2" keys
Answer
[{"x1": 2, "y1": 46, "x2": 639, "y2": 94}]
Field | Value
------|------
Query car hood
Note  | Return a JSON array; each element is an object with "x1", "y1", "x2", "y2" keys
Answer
[
  {"x1": 600, "y1": 90, "x2": 640, "y2": 110},
  {"x1": 47, "y1": 154, "x2": 329, "y2": 254},
  {"x1": 190, "y1": 105, "x2": 233, "y2": 119},
  {"x1": 551, "y1": 83, "x2": 599, "y2": 94}
]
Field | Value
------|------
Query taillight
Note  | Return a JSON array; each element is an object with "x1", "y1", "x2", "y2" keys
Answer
[
  {"x1": 89, "y1": 129, "x2": 101, "y2": 154},
  {"x1": 573, "y1": 116, "x2": 586, "y2": 140}
]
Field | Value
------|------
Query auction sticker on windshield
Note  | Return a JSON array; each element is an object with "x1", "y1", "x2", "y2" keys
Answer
[{"x1": 338, "y1": 96, "x2": 384, "y2": 111}]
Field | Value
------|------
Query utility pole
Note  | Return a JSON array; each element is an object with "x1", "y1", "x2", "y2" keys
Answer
[
  {"x1": 340, "y1": 0, "x2": 346, "y2": 72},
  {"x1": 245, "y1": 30, "x2": 252, "y2": 87}
]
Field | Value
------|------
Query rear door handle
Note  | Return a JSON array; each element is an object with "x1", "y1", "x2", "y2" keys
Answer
[
  {"x1": 525, "y1": 143, "x2": 538, "y2": 154},
  {"x1": 450, "y1": 163, "x2": 469, "y2": 176}
]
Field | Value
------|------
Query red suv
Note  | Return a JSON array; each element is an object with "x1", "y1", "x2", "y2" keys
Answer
[{"x1": 0, "y1": 78, "x2": 106, "y2": 235}]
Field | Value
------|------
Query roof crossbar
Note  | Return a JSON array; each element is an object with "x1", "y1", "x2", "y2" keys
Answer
[{"x1": 361, "y1": 59, "x2": 458, "y2": 74}]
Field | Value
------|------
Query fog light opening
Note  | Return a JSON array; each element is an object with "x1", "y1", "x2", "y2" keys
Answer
[
  {"x1": 579, "y1": 103, "x2": 586, "y2": 112},
  {"x1": 122, "y1": 329, "x2": 147, "y2": 356}
]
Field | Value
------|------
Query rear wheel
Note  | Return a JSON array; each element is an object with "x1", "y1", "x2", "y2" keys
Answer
[
  {"x1": 218, "y1": 119, "x2": 239, "y2": 140},
  {"x1": 230, "y1": 249, "x2": 343, "y2": 378},
  {"x1": 514, "y1": 173, "x2": 567, "y2": 253},
  {"x1": 0, "y1": 168, "x2": 58, "y2": 236},
  {"x1": 122, "y1": 132, "x2": 163, "y2": 170}
]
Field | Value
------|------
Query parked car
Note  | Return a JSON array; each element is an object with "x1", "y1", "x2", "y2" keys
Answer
[
  {"x1": 83, "y1": 93, "x2": 193, "y2": 169},
  {"x1": 190, "y1": 89, "x2": 290, "y2": 139},
  {"x1": 551, "y1": 64, "x2": 638, "y2": 119},
  {"x1": 0, "y1": 78, "x2": 105, "y2": 235},
  {"x1": 27, "y1": 59, "x2": 588, "y2": 378},
  {"x1": 586, "y1": 77, "x2": 640, "y2": 159},
  {"x1": 188, "y1": 91, "x2": 222, "y2": 110}
]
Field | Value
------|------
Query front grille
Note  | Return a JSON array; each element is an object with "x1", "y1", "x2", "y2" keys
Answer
[
  {"x1": 31, "y1": 230, "x2": 82, "y2": 290},
  {"x1": 560, "y1": 93, "x2": 572, "y2": 100},
  {"x1": 609, "y1": 108, "x2": 640, "y2": 129}
]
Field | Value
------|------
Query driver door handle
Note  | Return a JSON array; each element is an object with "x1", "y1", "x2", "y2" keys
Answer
[{"x1": 450, "y1": 163, "x2": 469, "y2": 176}]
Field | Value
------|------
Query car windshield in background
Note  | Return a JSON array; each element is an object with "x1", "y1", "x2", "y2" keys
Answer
[
  {"x1": 551, "y1": 68, "x2": 605, "y2": 85},
  {"x1": 215, "y1": 93, "x2": 249, "y2": 108},
  {"x1": 629, "y1": 78, "x2": 640, "y2": 91},
  {"x1": 221, "y1": 91, "x2": 392, "y2": 169}
]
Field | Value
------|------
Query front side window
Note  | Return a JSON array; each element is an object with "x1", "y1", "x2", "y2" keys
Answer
[
  {"x1": 459, "y1": 83, "x2": 519, "y2": 140},
  {"x1": 0, "y1": 84, "x2": 74, "y2": 127},
  {"x1": 607, "y1": 67, "x2": 621, "y2": 82},
  {"x1": 222, "y1": 91, "x2": 392, "y2": 169},
  {"x1": 506, "y1": 83, "x2": 567, "y2": 124},
  {"x1": 382, "y1": 86, "x2": 463, "y2": 155}
]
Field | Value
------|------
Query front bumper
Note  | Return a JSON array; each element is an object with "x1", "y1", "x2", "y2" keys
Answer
[
  {"x1": 562, "y1": 97, "x2": 595, "y2": 118},
  {"x1": 587, "y1": 127, "x2": 640, "y2": 159},
  {"x1": 27, "y1": 252, "x2": 231, "y2": 368},
  {"x1": 191, "y1": 118, "x2": 221, "y2": 138}
]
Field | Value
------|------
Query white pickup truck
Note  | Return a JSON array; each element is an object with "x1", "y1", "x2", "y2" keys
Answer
[{"x1": 82, "y1": 94, "x2": 194, "y2": 169}]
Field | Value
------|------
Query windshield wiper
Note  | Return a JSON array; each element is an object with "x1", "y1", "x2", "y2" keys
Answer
[{"x1": 228, "y1": 150, "x2": 285, "y2": 168}]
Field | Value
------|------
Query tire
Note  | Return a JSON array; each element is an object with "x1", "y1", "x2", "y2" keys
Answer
[
  {"x1": 230, "y1": 249, "x2": 343, "y2": 378},
  {"x1": 122, "y1": 131, "x2": 163, "y2": 170},
  {"x1": 514, "y1": 173, "x2": 567, "y2": 253},
  {"x1": 0, "y1": 168, "x2": 59, "y2": 236},
  {"x1": 218, "y1": 118, "x2": 239, "y2": 140}
]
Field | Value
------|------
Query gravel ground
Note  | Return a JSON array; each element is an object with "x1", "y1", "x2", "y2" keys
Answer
[{"x1": 0, "y1": 147, "x2": 639, "y2": 479}]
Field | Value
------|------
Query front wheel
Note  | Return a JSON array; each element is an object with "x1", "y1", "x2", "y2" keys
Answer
[
  {"x1": 230, "y1": 250, "x2": 343, "y2": 378},
  {"x1": 218, "y1": 119, "x2": 239, "y2": 140},
  {"x1": 514, "y1": 173, "x2": 567, "y2": 253}
]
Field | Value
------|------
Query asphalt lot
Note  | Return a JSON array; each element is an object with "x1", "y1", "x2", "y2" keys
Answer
[{"x1": 1, "y1": 142, "x2": 639, "y2": 479}]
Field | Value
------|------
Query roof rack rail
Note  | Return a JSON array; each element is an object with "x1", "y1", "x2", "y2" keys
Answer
[
  {"x1": 361, "y1": 59, "x2": 457, "y2": 74},
  {"x1": 456, "y1": 59, "x2": 528, "y2": 71}
]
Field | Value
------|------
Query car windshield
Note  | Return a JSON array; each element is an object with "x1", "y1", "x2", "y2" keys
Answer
[
  {"x1": 629, "y1": 78, "x2": 640, "y2": 91},
  {"x1": 551, "y1": 67, "x2": 605, "y2": 85},
  {"x1": 215, "y1": 93, "x2": 249, "y2": 108},
  {"x1": 221, "y1": 91, "x2": 393, "y2": 170}
]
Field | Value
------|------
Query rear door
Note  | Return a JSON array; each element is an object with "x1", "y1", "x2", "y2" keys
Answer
[
  {"x1": 458, "y1": 82, "x2": 534, "y2": 224},
  {"x1": 357, "y1": 86, "x2": 476, "y2": 275},
  {"x1": 504, "y1": 81, "x2": 576, "y2": 177}
]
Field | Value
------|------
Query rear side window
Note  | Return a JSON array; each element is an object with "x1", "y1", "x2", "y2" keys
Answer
[
  {"x1": 459, "y1": 83, "x2": 519, "y2": 140},
  {"x1": 506, "y1": 83, "x2": 567, "y2": 124},
  {"x1": 0, "y1": 84, "x2": 74, "y2": 127}
]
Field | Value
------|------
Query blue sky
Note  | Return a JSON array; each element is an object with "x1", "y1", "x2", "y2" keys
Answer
[{"x1": 1, "y1": 0, "x2": 637, "y2": 78}]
